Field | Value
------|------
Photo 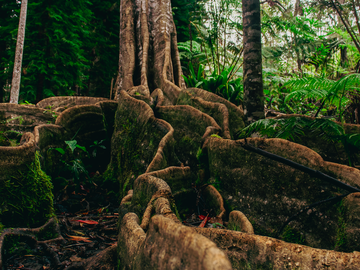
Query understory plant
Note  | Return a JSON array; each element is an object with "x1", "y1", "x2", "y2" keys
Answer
[
  {"x1": 183, "y1": 62, "x2": 243, "y2": 105},
  {"x1": 237, "y1": 117, "x2": 360, "y2": 167},
  {"x1": 281, "y1": 73, "x2": 360, "y2": 121},
  {"x1": 53, "y1": 140, "x2": 89, "y2": 184}
]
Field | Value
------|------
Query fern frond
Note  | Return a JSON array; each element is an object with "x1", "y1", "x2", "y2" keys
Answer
[
  {"x1": 327, "y1": 74, "x2": 360, "y2": 101},
  {"x1": 309, "y1": 118, "x2": 344, "y2": 138},
  {"x1": 284, "y1": 77, "x2": 335, "y2": 92},
  {"x1": 284, "y1": 88, "x2": 327, "y2": 103}
]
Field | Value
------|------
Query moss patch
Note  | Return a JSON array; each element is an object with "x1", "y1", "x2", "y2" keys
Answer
[{"x1": 0, "y1": 151, "x2": 54, "y2": 227}]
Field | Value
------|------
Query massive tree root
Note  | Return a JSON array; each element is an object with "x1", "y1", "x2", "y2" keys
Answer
[{"x1": 2, "y1": 0, "x2": 360, "y2": 268}]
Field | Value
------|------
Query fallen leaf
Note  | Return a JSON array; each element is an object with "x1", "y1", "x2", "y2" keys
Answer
[
  {"x1": 199, "y1": 214, "x2": 209, "y2": 228},
  {"x1": 73, "y1": 230, "x2": 86, "y2": 236},
  {"x1": 199, "y1": 215, "x2": 211, "y2": 222},
  {"x1": 67, "y1": 234, "x2": 92, "y2": 242},
  {"x1": 74, "y1": 219, "x2": 98, "y2": 225}
]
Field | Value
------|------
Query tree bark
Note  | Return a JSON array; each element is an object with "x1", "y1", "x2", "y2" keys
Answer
[
  {"x1": 0, "y1": 39, "x2": 6, "y2": 103},
  {"x1": 114, "y1": 0, "x2": 185, "y2": 103},
  {"x1": 242, "y1": 0, "x2": 264, "y2": 123},
  {"x1": 10, "y1": 0, "x2": 28, "y2": 104},
  {"x1": 294, "y1": 0, "x2": 303, "y2": 16}
]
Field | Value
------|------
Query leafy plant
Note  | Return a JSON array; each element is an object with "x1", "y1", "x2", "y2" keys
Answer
[
  {"x1": 90, "y1": 139, "x2": 106, "y2": 157},
  {"x1": 282, "y1": 73, "x2": 360, "y2": 119},
  {"x1": 53, "y1": 140, "x2": 89, "y2": 183},
  {"x1": 183, "y1": 64, "x2": 243, "y2": 105},
  {"x1": 182, "y1": 62, "x2": 204, "y2": 88},
  {"x1": 236, "y1": 117, "x2": 360, "y2": 166}
]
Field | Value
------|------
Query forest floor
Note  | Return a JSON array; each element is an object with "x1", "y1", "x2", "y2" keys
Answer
[{"x1": 3, "y1": 181, "x2": 118, "y2": 270}]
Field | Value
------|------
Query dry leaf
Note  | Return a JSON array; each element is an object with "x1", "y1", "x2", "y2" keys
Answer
[
  {"x1": 67, "y1": 234, "x2": 92, "y2": 242},
  {"x1": 74, "y1": 219, "x2": 98, "y2": 225}
]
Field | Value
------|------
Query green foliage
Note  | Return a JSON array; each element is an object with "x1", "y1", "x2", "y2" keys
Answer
[
  {"x1": 52, "y1": 140, "x2": 90, "y2": 184},
  {"x1": 90, "y1": 139, "x2": 106, "y2": 157},
  {"x1": 183, "y1": 63, "x2": 243, "y2": 105},
  {"x1": 237, "y1": 116, "x2": 360, "y2": 166},
  {"x1": 182, "y1": 62, "x2": 204, "y2": 88},
  {"x1": 282, "y1": 73, "x2": 360, "y2": 120},
  {"x1": 171, "y1": 0, "x2": 203, "y2": 42},
  {"x1": 0, "y1": 0, "x2": 119, "y2": 102}
]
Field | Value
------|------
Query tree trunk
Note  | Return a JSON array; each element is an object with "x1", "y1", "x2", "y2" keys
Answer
[
  {"x1": 0, "y1": 39, "x2": 6, "y2": 103},
  {"x1": 242, "y1": 0, "x2": 264, "y2": 123},
  {"x1": 9, "y1": 0, "x2": 28, "y2": 104},
  {"x1": 114, "y1": 0, "x2": 185, "y2": 103},
  {"x1": 294, "y1": 0, "x2": 303, "y2": 16},
  {"x1": 337, "y1": 0, "x2": 348, "y2": 78}
]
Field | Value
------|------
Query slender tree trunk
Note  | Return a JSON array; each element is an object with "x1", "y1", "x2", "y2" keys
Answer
[
  {"x1": 294, "y1": 0, "x2": 303, "y2": 16},
  {"x1": 242, "y1": 0, "x2": 264, "y2": 123},
  {"x1": 0, "y1": 39, "x2": 6, "y2": 103},
  {"x1": 294, "y1": 0, "x2": 303, "y2": 77},
  {"x1": 337, "y1": 0, "x2": 348, "y2": 78},
  {"x1": 10, "y1": 0, "x2": 28, "y2": 104}
]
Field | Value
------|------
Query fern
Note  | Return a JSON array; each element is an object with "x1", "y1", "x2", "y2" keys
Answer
[
  {"x1": 283, "y1": 74, "x2": 360, "y2": 119},
  {"x1": 237, "y1": 117, "x2": 360, "y2": 166},
  {"x1": 284, "y1": 77, "x2": 334, "y2": 103}
]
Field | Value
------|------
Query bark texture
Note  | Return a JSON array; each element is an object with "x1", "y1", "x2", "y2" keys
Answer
[
  {"x1": 242, "y1": 0, "x2": 264, "y2": 123},
  {"x1": 10, "y1": 0, "x2": 28, "y2": 104},
  {"x1": 115, "y1": 0, "x2": 185, "y2": 104}
]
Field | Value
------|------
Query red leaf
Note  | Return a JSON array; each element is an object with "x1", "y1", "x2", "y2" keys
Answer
[
  {"x1": 75, "y1": 219, "x2": 98, "y2": 225},
  {"x1": 199, "y1": 214, "x2": 209, "y2": 228},
  {"x1": 198, "y1": 215, "x2": 211, "y2": 222}
]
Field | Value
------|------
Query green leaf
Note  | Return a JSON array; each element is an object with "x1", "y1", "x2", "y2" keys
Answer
[
  {"x1": 76, "y1": 144, "x2": 88, "y2": 153},
  {"x1": 65, "y1": 140, "x2": 78, "y2": 153},
  {"x1": 54, "y1": 148, "x2": 65, "y2": 155}
]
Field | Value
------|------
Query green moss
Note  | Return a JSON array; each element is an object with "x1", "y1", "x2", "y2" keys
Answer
[
  {"x1": 0, "y1": 222, "x2": 4, "y2": 234},
  {"x1": 0, "y1": 130, "x2": 22, "y2": 146},
  {"x1": 281, "y1": 226, "x2": 305, "y2": 245},
  {"x1": 210, "y1": 134, "x2": 222, "y2": 139},
  {"x1": 170, "y1": 200, "x2": 182, "y2": 221},
  {"x1": 334, "y1": 201, "x2": 348, "y2": 251},
  {"x1": 0, "y1": 151, "x2": 54, "y2": 227},
  {"x1": 228, "y1": 223, "x2": 242, "y2": 232}
]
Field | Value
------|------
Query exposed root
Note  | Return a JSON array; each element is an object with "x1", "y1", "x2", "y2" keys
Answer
[
  {"x1": 0, "y1": 218, "x2": 65, "y2": 269},
  {"x1": 65, "y1": 244, "x2": 118, "y2": 270}
]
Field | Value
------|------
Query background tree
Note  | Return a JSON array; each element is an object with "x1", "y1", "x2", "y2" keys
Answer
[
  {"x1": 9, "y1": 0, "x2": 28, "y2": 104},
  {"x1": 0, "y1": 0, "x2": 20, "y2": 103},
  {"x1": 242, "y1": 0, "x2": 264, "y2": 123},
  {"x1": 0, "y1": 0, "x2": 119, "y2": 103}
]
